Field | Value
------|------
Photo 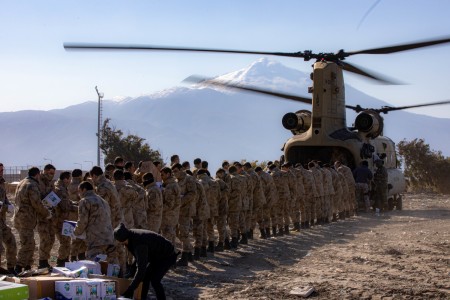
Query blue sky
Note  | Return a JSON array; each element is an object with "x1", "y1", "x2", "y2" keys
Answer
[{"x1": 1, "y1": 0, "x2": 450, "y2": 118}]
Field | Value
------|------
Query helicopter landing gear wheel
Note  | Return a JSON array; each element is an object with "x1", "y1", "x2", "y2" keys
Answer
[{"x1": 396, "y1": 195, "x2": 403, "y2": 210}]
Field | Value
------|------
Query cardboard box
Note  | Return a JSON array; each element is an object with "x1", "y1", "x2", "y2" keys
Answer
[
  {"x1": 66, "y1": 260, "x2": 101, "y2": 276},
  {"x1": 53, "y1": 266, "x2": 89, "y2": 278},
  {"x1": 55, "y1": 280, "x2": 87, "y2": 300},
  {"x1": 42, "y1": 191, "x2": 61, "y2": 208},
  {"x1": 0, "y1": 281, "x2": 29, "y2": 300},
  {"x1": 9, "y1": 276, "x2": 75, "y2": 299},
  {"x1": 62, "y1": 220, "x2": 86, "y2": 239},
  {"x1": 88, "y1": 275, "x2": 142, "y2": 300}
]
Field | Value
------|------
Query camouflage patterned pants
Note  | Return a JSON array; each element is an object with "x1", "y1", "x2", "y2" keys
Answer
[
  {"x1": 55, "y1": 229, "x2": 71, "y2": 260},
  {"x1": 147, "y1": 214, "x2": 162, "y2": 233},
  {"x1": 216, "y1": 214, "x2": 227, "y2": 243},
  {"x1": 228, "y1": 212, "x2": 240, "y2": 239},
  {"x1": 132, "y1": 210, "x2": 147, "y2": 229},
  {"x1": 0, "y1": 225, "x2": 17, "y2": 268},
  {"x1": 17, "y1": 228, "x2": 34, "y2": 267},
  {"x1": 303, "y1": 196, "x2": 314, "y2": 224},
  {"x1": 192, "y1": 218, "x2": 204, "y2": 248},
  {"x1": 38, "y1": 219, "x2": 56, "y2": 260},
  {"x1": 160, "y1": 224, "x2": 177, "y2": 246},
  {"x1": 289, "y1": 197, "x2": 301, "y2": 224},
  {"x1": 239, "y1": 210, "x2": 249, "y2": 234},
  {"x1": 206, "y1": 217, "x2": 216, "y2": 242},
  {"x1": 323, "y1": 195, "x2": 332, "y2": 220},
  {"x1": 177, "y1": 215, "x2": 193, "y2": 252},
  {"x1": 315, "y1": 196, "x2": 324, "y2": 220},
  {"x1": 71, "y1": 238, "x2": 87, "y2": 257},
  {"x1": 281, "y1": 198, "x2": 291, "y2": 227}
]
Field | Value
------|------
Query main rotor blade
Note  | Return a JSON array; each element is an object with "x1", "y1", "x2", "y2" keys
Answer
[
  {"x1": 377, "y1": 99, "x2": 450, "y2": 113},
  {"x1": 347, "y1": 35, "x2": 450, "y2": 55},
  {"x1": 64, "y1": 43, "x2": 306, "y2": 58},
  {"x1": 341, "y1": 61, "x2": 400, "y2": 84},
  {"x1": 184, "y1": 76, "x2": 312, "y2": 105}
]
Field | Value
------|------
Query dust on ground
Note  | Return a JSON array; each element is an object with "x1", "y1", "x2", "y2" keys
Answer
[{"x1": 5, "y1": 193, "x2": 449, "y2": 299}]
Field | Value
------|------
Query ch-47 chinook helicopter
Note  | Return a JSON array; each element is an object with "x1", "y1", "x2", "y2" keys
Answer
[{"x1": 65, "y1": 36, "x2": 450, "y2": 210}]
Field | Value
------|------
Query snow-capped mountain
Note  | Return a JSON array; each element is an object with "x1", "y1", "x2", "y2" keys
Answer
[{"x1": 1, "y1": 58, "x2": 449, "y2": 172}]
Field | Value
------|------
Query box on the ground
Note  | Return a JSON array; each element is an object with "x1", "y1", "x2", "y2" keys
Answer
[
  {"x1": 53, "y1": 266, "x2": 89, "y2": 278},
  {"x1": 62, "y1": 220, "x2": 86, "y2": 239},
  {"x1": 88, "y1": 274, "x2": 142, "y2": 300},
  {"x1": 66, "y1": 260, "x2": 101, "y2": 276},
  {"x1": 42, "y1": 191, "x2": 61, "y2": 208},
  {"x1": 0, "y1": 281, "x2": 29, "y2": 300},
  {"x1": 6, "y1": 276, "x2": 75, "y2": 299},
  {"x1": 55, "y1": 280, "x2": 87, "y2": 300}
]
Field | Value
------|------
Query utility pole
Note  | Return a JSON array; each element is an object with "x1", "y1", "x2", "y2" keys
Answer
[{"x1": 95, "y1": 86, "x2": 104, "y2": 167}]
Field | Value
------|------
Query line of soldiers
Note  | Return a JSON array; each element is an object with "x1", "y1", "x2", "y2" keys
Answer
[{"x1": 0, "y1": 156, "x2": 360, "y2": 274}]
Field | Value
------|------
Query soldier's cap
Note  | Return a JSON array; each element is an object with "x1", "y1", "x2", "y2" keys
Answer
[
  {"x1": 243, "y1": 162, "x2": 252, "y2": 168},
  {"x1": 114, "y1": 223, "x2": 131, "y2": 242},
  {"x1": 281, "y1": 162, "x2": 291, "y2": 168}
]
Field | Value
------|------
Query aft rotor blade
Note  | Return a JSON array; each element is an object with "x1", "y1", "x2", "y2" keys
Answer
[
  {"x1": 341, "y1": 61, "x2": 399, "y2": 84},
  {"x1": 377, "y1": 99, "x2": 450, "y2": 113},
  {"x1": 347, "y1": 35, "x2": 450, "y2": 55},
  {"x1": 184, "y1": 76, "x2": 312, "y2": 105},
  {"x1": 64, "y1": 43, "x2": 306, "y2": 58}
]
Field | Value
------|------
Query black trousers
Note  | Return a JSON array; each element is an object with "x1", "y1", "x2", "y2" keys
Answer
[{"x1": 141, "y1": 253, "x2": 177, "y2": 300}]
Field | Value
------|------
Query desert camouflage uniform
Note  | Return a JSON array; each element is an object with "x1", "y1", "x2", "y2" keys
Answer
[
  {"x1": 114, "y1": 180, "x2": 137, "y2": 228},
  {"x1": 321, "y1": 167, "x2": 334, "y2": 221},
  {"x1": 309, "y1": 165, "x2": 324, "y2": 223},
  {"x1": 53, "y1": 179, "x2": 74, "y2": 260},
  {"x1": 144, "y1": 182, "x2": 163, "y2": 233},
  {"x1": 247, "y1": 168, "x2": 265, "y2": 233},
  {"x1": 258, "y1": 170, "x2": 278, "y2": 230},
  {"x1": 0, "y1": 177, "x2": 17, "y2": 269},
  {"x1": 193, "y1": 180, "x2": 210, "y2": 249},
  {"x1": 329, "y1": 168, "x2": 343, "y2": 218},
  {"x1": 73, "y1": 190, "x2": 118, "y2": 264},
  {"x1": 290, "y1": 168, "x2": 304, "y2": 226},
  {"x1": 215, "y1": 177, "x2": 229, "y2": 244},
  {"x1": 337, "y1": 164, "x2": 356, "y2": 213},
  {"x1": 14, "y1": 176, "x2": 50, "y2": 268},
  {"x1": 67, "y1": 176, "x2": 87, "y2": 258},
  {"x1": 126, "y1": 179, "x2": 148, "y2": 229},
  {"x1": 237, "y1": 172, "x2": 251, "y2": 236},
  {"x1": 176, "y1": 172, "x2": 197, "y2": 252},
  {"x1": 200, "y1": 173, "x2": 219, "y2": 244},
  {"x1": 95, "y1": 175, "x2": 123, "y2": 228},
  {"x1": 270, "y1": 167, "x2": 290, "y2": 233},
  {"x1": 227, "y1": 174, "x2": 242, "y2": 240},
  {"x1": 280, "y1": 169, "x2": 293, "y2": 229},
  {"x1": 38, "y1": 173, "x2": 56, "y2": 261},
  {"x1": 338, "y1": 172, "x2": 349, "y2": 215},
  {"x1": 373, "y1": 164, "x2": 388, "y2": 210},
  {"x1": 298, "y1": 167, "x2": 317, "y2": 226},
  {"x1": 160, "y1": 177, "x2": 181, "y2": 246}
]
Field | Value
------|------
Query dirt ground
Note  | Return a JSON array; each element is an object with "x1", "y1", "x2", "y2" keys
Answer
[{"x1": 5, "y1": 192, "x2": 450, "y2": 299}]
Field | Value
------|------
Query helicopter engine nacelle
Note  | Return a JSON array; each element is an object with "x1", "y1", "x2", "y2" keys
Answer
[
  {"x1": 282, "y1": 110, "x2": 312, "y2": 135},
  {"x1": 354, "y1": 110, "x2": 384, "y2": 138}
]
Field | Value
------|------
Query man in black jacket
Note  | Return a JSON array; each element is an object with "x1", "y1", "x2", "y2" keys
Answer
[{"x1": 114, "y1": 223, "x2": 177, "y2": 300}]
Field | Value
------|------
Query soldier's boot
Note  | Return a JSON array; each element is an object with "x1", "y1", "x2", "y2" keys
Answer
[
  {"x1": 193, "y1": 247, "x2": 201, "y2": 260},
  {"x1": 272, "y1": 226, "x2": 278, "y2": 237},
  {"x1": 56, "y1": 258, "x2": 66, "y2": 267},
  {"x1": 284, "y1": 225, "x2": 290, "y2": 235},
  {"x1": 224, "y1": 238, "x2": 231, "y2": 250},
  {"x1": 332, "y1": 214, "x2": 337, "y2": 222},
  {"x1": 187, "y1": 252, "x2": 193, "y2": 262},
  {"x1": 230, "y1": 237, "x2": 239, "y2": 249},
  {"x1": 207, "y1": 241, "x2": 215, "y2": 253},
  {"x1": 240, "y1": 233, "x2": 248, "y2": 245},
  {"x1": 259, "y1": 228, "x2": 267, "y2": 239},
  {"x1": 176, "y1": 252, "x2": 189, "y2": 267},
  {"x1": 293, "y1": 222, "x2": 301, "y2": 231},
  {"x1": 38, "y1": 260, "x2": 50, "y2": 269},
  {"x1": 7, "y1": 267, "x2": 18, "y2": 276},
  {"x1": 70, "y1": 255, "x2": 77, "y2": 262},
  {"x1": 78, "y1": 252, "x2": 86, "y2": 260},
  {"x1": 265, "y1": 228, "x2": 271, "y2": 238},
  {"x1": 215, "y1": 242, "x2": 224, "y2": 252},
  {"x1": 248, "y1": 229, "x2": 254, "y2": 239},
  {"x1": 200, "y1": 246, "x2": 207, "y2": 257}
]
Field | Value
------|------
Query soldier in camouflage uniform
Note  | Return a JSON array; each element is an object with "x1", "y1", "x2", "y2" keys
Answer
[
  {"x1": 113, "y1": 170, "x2": 137, "y2": 228},
  {"x1": 326, "y1": 164, "x2": 342, "y2": 222},
  {"x1": 73, "y1": 181, "x2": 118, "y2": 264},
  {"x1": 13, "y1": 167, "x2": 50, "y2": 273},
  {"x1": 319, "y1": 162, "x2": 334, "y2": 223},
  {"x1": 192, "y1": 176, "x2": 210, "y2": 258},
  {"x1": 373, "y1": 160, "x2": 388, "y2": 211},
  {"x1": 215, "y1": 169, "x2": 229, "y2": 251},
  {"x1": 296, "y1": 164, "x2": 317, "y2": 228},
  {"x1": 202, "y1": 169, "x2": 220, "y2": 253},
  {"x1": 309, "y1": 161, "x2": 324, "y2": 225},
  {"x1": 335, "y1": 161, "x2": 356, "y2": 217},
  {"x1": 37, "y1": 164, "x2": 56, "y2": 268},
  {"x1": 243, "y1": 163, "x2": 266, "y2": 239},
  {"x1": 337, "y1": 170, "x2": 349, "y2": 219},
  {"x1": 256, "y1": 166, "x2": 278, "y2": 238},
  {"x1": 104, "y1": 163, "x2": 116, "y2": 180},
  {"x1": 142, "y1": 173, "x2": 162, "y2": 232},
  {"x1": 160, "y1": 167, "x2": 181, "y2": 246},
  {"x1": 227, "y1": 166, "x2": 242, "y2": 249},
  {"x1": 0, "y1": 163, "x2": 17, "y2": 274},
  {"x1": 124, "y1": 171, "x2": 147, "y2": 229},
  {"x1": 288, "y1": 163, "x2": 305, "y2": 231},
  {"x1": 172, "y1": 163, "x2": 197, "y2": 266},
  {"x1": 67, "y1": 169, "x2": 86, "y2": 261},
  {"x1": 196, "y1": 169, "x2": 213, "y2": 257},
  {"x1": 53, "y1": 171, "x2": 76, "y2": 266},
  {"x1": 235, "y1": 163, "x2": 251, "y2": 244},
  {"x1": 269, "y1": 164, "x2": 290, "y2": 236}
]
